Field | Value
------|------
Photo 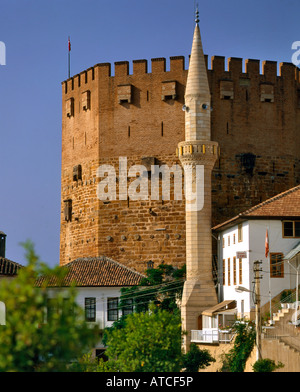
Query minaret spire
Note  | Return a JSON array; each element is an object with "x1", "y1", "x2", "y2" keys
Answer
[{"x1": 178, "y1": 11, "x2": 219, "y2": 351}]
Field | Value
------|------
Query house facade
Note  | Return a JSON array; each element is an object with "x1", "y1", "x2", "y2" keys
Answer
[
  {"x1": 36, "y1": 256, "x2": 145, "y2": 353},
  {"x1": 213, "y1": 185, "x2": 300, "y2": 320}
]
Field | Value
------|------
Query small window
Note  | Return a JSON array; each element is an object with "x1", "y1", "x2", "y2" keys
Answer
[
  {"x1": 228, "y1": 258, "x2": 231, "y2": 286},
  {"x1": 117, "y1": 84, "x2": 132, "y2": 104},
  {"x1": 270, "y1": 253, "x2": 284, "y2": 278},
  {"x1": 283, "y1": 221, "x2": 300, "y2": 238},
  {"x1": 223, "y1": 259, "x2": 225, "y2": 285},
  {"x1": 85, "y1": 297, "x2": 96, "y2": 322},
  {"x1": 64, "y1": 199, "x2": 72, "y2": 222},
  {"x1": 222, "y1": 238, "x2": 225, "y2": 248},
  {"x1": 220, "y1": 80, "x2": 234, "y2": 100},
  {"x1": 121, "y1": 299, "x2": 133, "y2": 316},
  {"x1": 238, "y1": 224, "x2": 243, "y2": 242},
  {"x1": 233, "y1": 257, "x2": 237, "y2": 285},
  {"x1": 233, "y1": 233, "x2": 236, "y2": 244},
  {"x1": 66, "y1": 97, "x2": 74, "y2": 117},
  {"x1": 260, "y1": 83, "x2": 274, "y2": 103},
  {"x1": 239, "y1": 258, "x2": 243, "y2": 284},
  {"x1": 107, "y1": 298, "x2": 119, "y2": 321},
  {"x1": 228, "y1": 236, "x2": 230, "y2": 246}
]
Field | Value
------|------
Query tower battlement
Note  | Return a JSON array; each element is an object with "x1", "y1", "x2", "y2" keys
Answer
[{"x1": 62, "y1": 55, "x2": 299, "y2": 95}]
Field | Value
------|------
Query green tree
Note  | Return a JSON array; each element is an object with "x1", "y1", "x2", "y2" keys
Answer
[
  {"x1": 220, "y1": 321, "x2": 256, "y2": 372},
  {"x1": 0, "y1": 241, "x2": 99, "y2": 372},
  {"x1": 119, "y1": 263, "x2": 186, "y2": 313},
  {"x1": 104, "y1": 304, "x2": 183, "y2": 372},
  {"x1": 182, "y1": 343, "x2": 215, "y2": 372},
  {"x1": 252, "y1": 358, "x2": 284, "y2": 372}
]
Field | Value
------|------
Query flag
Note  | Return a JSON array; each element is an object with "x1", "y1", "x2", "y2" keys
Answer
[
  {"x1": 68, "y1": 37, "x2": 71, "y2": 52},
  {"x1": 265, "y1": 229, "x2": 269, "y2": 258}
]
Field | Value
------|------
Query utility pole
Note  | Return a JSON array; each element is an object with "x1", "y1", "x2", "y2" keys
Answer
[{"x1": 254, "y1": 260, "x2": 262, "y2": 360}]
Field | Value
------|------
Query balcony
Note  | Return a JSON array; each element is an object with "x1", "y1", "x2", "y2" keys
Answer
[{"x1": 191, "y1": 329, "x2": 235, "y2": 344}]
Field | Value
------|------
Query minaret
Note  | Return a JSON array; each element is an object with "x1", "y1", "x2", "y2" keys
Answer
[{"x1": 178, "y1": 9, "x2": 219, "y2": 351}]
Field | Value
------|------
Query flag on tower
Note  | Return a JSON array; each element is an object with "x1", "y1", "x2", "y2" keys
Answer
[
  {"x1": 265, "y1": 229, "x2": 269, "y2": 258},
  {"x1": 68, "y1": 36, "x2": 71, "y2": 79}
]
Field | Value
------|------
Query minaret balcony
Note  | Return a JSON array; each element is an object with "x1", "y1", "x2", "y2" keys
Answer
[{"x1": 177, "y1": 140, "x2": 219, "y2": 167}]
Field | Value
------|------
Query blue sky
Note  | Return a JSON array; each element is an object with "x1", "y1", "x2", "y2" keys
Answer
[{"x1": 0, "y1": 0, "x2": 299, "y2": 267}]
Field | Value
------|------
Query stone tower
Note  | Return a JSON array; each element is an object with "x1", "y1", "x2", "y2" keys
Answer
[{"x1": 178, "y1": 10, "x2": 219, "y2": 350}]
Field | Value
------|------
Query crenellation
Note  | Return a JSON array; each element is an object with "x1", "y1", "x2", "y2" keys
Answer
[
  {"x1": 262, "y1": 60, "x2": 277, "y2": 82},
  {"x1": 245, "y1": 59, "x2": 260, "y2": 75},
  {"x1": 151, "y1": 57, "x2": 166, "y2": 73},
  {"x1": 170, "y1": 56, "x2": 185, "y2": 72},
  {"x1": 133, "y1": 59, "x2": 148, "y2": 74},
  {"x1": 94, "y1": 62, "x2": 111, "y2": 78},
  {"x1": 228, "y1": 57, "x2": 243, "y2": 75},
  {"x1": 211, "y1": 55, "x2": 225, "y2": 73},
  {"x1": 279, "y1": 62, "x2": 297, "y2": 79},
  {"x1": 114, "y1": 61, "x2": 129, "y2": 77}
]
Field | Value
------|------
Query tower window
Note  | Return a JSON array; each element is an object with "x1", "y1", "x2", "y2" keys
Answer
[
  {"x1": 73, "y1": 165, "x2": 82, "y2": 181},
  {"x1": 64, "y1": 199, "x2": 72, "y2": 222},
  {"x1": 220, "y1": 80, "x2": 234, "y2": 100}
]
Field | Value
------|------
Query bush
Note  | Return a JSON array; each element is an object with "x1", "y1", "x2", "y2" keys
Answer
[
  {"x1": 252, "y1": 358, "x2": 284, "y2": 372},
  {"x1": 182, "y1": 343, "x2": 215, "y2": 372}
]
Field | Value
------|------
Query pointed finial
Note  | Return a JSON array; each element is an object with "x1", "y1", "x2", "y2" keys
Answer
[{"x1": 195, "y1": 4, "x2": 199, "y2": 24}]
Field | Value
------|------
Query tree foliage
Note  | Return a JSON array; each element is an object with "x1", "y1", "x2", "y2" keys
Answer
[
  {"x1": 220, "y1": 321, "x2": 256, "y2": 372},
  {"x1": 104, "y1": 304, "x2": 183, "y2": 372},
  {"x1": 182, "y1": 343, "x2": 215, "y2": 372},
  {"x1": 0, "y1": 241, "x2": 99, "y2": 371},
  {"x1": 119, "y1": 263, "x2": 186, "y2": 313},
  {"x1": 252, "y1": 358, "x2": 284, "y2": 372}
]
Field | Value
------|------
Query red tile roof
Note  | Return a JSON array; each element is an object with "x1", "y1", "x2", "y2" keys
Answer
[
  {"x1": 0, "y1": 257, "x2": 23, "y2": 276},
  {"x1": 213, "y1": 184, "x2": 300, "y2": 231},
  {"x1": 36, "y1": 256, "x2": 145, "y2": 287}
]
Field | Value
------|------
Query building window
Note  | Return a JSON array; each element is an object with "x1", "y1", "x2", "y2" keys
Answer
[
  {"x1": 222, "y1": 238, "x2": 225, "y2": 248},
  {"x1": 233, "y1": 233, "x2": 236, "y2": 244},
  {"x1": 85, "y1": 297, "x2": 96, "y2": 322},
  {"x1": 228, "y1": 258, "x2": 231, "y2": 286},
  {"x1": 233, "y1": 257, "x2": 237, "y2": 285},
  {"x1": 223, "y1": 259, "x2": 225, "y2": 285},
  {"x1": 121, "y1": 299, "x2": 133, "y2": 316},
  {"x1": 283, "y1": 221, "x2": 300, "y2": 238},
  {"x1": 107, "y1": 298, "x2": 119, "y2": 321},
  {"x1": 238, "y1": 224, "x2": 243, "y2": 242},
  {"x1": 239, "y1": 258, "x2": 243, "y2": 284},
  {"x1": 228, "y1": 236, "x2": 230, "y2": 246},
  {"x1": 270, "y1": 253, "x2": 284, "y2": 278}
]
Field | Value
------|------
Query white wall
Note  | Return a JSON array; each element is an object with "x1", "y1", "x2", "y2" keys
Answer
[
  {"x1": 47, "y1": 286, "x2": 123, "y2": 329},
  {"x1": 249, "y1": 220, "x2": 298, "y2": 306},
  {"x1": 218, "y1": 219, "x2": 299, "y2": 318},
  {"x1": 219, "y1": 222, "x2": 252, "y2": 317}
]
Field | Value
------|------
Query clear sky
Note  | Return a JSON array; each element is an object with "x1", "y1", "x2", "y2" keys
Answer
[{"x1": 0, "y1": 0, "x2": 299, "y2": 267}]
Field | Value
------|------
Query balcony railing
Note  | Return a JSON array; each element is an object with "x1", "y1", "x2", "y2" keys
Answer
[{"x1": 191, "y1": 329, "x2": 235, "y2": 344}]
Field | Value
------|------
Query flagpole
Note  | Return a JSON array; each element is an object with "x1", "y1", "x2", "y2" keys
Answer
[{"x1": 68, "y1": 36, "x2": 71, "y2": 79}]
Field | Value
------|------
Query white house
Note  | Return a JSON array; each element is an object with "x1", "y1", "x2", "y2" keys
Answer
[
  {"x1": 213, "y1": 185, "x2": 300, "y2": 321},
  {"x1": 36, "y1": 256, "x2": 145, "y2": 355},
  {"x1": 191, "y1": 185, "x2": 300, "y2": 345}
]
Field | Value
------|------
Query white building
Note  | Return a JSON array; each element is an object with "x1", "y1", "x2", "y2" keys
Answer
[
  {"x1": 213, "y1": 185, "x2": 300, "y2": 320},
  {"x1": 36, "y1": 256, "x2": 145, "y2": 355}
]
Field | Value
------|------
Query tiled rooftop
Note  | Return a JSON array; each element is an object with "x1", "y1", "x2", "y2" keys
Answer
[
  {"x1": 0, "y1": 257, "x2": 23, "y2": 276},
  {"x1": 36, "y1": 256, "x2": 145, "y2": 287},
  {"x1": 213, "y1": 184, "x2": 300, "y2": 231}
]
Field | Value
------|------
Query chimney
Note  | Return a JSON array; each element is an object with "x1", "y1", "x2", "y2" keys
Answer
[{"x1": 0, "y1": 232, "x2": 7, "y2": 258}]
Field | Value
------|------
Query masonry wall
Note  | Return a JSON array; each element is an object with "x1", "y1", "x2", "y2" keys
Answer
[{"x1": 60, "y1": 55, "x2": 300, "y2": 270}]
